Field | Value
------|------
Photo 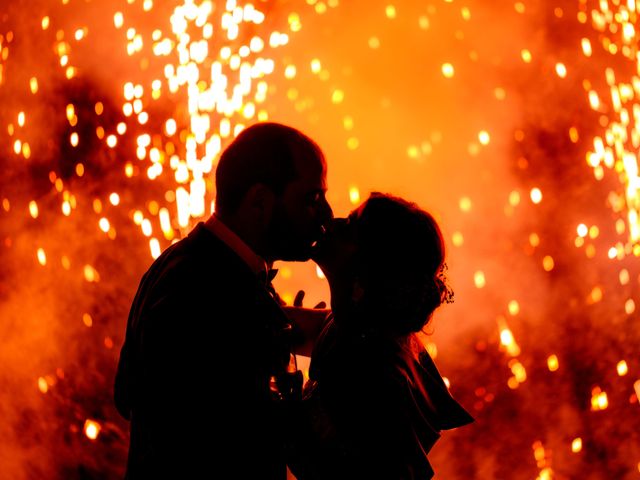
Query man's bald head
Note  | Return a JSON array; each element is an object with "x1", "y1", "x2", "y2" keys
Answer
[{"x1": 215, "y1": 122, "x2": 325, "y2": 217}]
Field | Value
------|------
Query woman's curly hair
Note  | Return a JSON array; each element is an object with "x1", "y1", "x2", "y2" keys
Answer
[{"x1": 353, "y1": 193, "x2": 454, "y2": 335}]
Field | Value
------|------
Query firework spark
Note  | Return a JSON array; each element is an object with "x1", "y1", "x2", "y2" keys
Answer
[{"x1": 585, "y1": 0, "x2": 640, "y2": 256}]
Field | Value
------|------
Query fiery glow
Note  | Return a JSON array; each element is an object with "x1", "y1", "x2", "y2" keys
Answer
[{"x1": 0, "y1": 1, "x2": 638, "y2": 477}]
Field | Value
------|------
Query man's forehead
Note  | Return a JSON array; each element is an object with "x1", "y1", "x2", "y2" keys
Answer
[
  {"x1": 289, "y1": 171, "x2": 327, "y2": 192},
  {"x1": 294, "y1": 149, "x2": 325, "y2": 172},
  {"x1": 292, "y1": 152, "x2": 327, "y2": 182}
]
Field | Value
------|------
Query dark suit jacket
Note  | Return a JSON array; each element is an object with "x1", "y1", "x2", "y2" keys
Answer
[
  {"x1": 289, "y1": 318, "x2": 474, "y2": 480},
  {"x1": 114, "y1": 222, "x2": 293, "y2": 479}
]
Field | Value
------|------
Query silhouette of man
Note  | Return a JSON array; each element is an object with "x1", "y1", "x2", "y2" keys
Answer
[{"x1": 114, "y1": 122, "x2": 332, "y2": 479}]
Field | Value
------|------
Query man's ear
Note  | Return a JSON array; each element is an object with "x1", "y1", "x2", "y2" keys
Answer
[{"x1": 245, "y1": 183, "x2": 275, "y2": 224}]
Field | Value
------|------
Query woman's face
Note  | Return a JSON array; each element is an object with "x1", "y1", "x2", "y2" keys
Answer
[{"x1": 312, "y1": 204, "x2": 365, "y2": 285}]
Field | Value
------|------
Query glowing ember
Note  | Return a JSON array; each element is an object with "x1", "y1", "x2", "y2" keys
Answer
[
  {"x1": 36, "y1": 248, "x2": 46, "y2": 266},
  {"x1": 441, "y1": 63, "x2": 455, "y2": 78},
  {"x1": 617, "y1": 360, "x2": 628, "y2": 376},
  {"x1": 499, "y1": 321, "x2": 521, "y2": 357},
  {"x1": 590, "y1": 387, "x2": 609, "y2": 411},
  {"x1": 28, "y1": 200, "x2": 38, "y2": 219},
  {"x1": 459, "y1": 197, "x2": 472, "y2": 212},
  {"x1": 555, "y1": 62, "x2": 567, "y2": 78},
  {"x1": 83, "y1": 419, "x2": 101, "y2": 441},
  {"x1": 530, "y1": 188, "x2": 542, "y2": 204},
  {"x1": 624, "y1": 299, "x2": 635, "y2": 314},
  {"x1": 452, "y1": 231, "x2": 464, "y2": 247},
  {"x1": 37, "y1": 377, "x2": 48, "y2": 394},
  {"x1": 529, "y1": 232, "x2": 540, "y2": 247},
  {"x1": 348, "y1": 186, "x2": 360, "y2": 205},
  {"x1": 82, "y1": 313, "x2": 93, "y2": 327},
  {"x1": 507, "y1": 300, "x2": 520, "y2": 316},
  {"x1": 547, "y1": 355, "x2": 559, "y2": 372},
  {"x1": 83, "y1": 265, "x2": 100, "y2": 283},
  {"x1": 577, "y1": 223, "x2": 588, "y2": 237},
  {"x1": 571, "y1": 437, "x2": 582, "y2": 453}
]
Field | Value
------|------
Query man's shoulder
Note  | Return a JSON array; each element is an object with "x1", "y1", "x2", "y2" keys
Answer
[
  {"x1": 152, "y1": 224, "x2": 239, "y2": 273},
  {"x1": 142, "y1": 223, "x2": 262, "y2": 302}
]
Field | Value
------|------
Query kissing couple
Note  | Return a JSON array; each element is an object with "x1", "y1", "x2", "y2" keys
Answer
[{"x1": 114, "y1": 122, "x2": 473, "y2": 479}]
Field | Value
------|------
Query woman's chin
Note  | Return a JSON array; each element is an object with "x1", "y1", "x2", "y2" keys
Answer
[{"x1": 311, "y1": 254, "x2": 332, "y2": 279}]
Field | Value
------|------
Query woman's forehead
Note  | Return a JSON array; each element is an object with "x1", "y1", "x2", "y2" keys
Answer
[{"x1": 348, "y1": 203, "x2": 366, "y2": 223}]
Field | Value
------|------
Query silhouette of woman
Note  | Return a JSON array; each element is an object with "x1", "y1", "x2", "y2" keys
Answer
[{"x1": 288, "y1": 192, "x2": 473, "y2": 480}]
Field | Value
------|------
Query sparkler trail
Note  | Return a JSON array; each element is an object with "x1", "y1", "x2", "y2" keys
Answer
[
  {"x1": 113, "y1": 0, "x2": 293, "y2": 256},
  {"x1": 584, "y1": 0, "x2": 640, "y2": 257}
]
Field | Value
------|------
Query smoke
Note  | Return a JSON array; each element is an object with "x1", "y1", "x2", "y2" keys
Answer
[{"x1": 0, "y1": 1, "x2": 165, "y2": 477}]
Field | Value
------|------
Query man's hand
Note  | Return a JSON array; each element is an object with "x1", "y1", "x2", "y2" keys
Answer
[
  {"x1": 283, "y1": 290, "x2": 330, "y2": 357},
  {"x1": 293, "y1": 289, "x2": 326, "y2": 309}
]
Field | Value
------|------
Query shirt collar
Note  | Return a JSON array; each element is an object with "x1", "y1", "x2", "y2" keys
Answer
[{"x1": 204, "y1": 215, "x2": 269, "y2": 277}]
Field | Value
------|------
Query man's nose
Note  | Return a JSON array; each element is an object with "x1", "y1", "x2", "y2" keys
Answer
[{"x1": 321, "y1": 197, "x2": 333, "y2": 222}]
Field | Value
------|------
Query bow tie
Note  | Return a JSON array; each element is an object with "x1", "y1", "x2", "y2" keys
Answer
[{"x1": 258, "y1": 268, "x2": 283, "y2": 304}]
